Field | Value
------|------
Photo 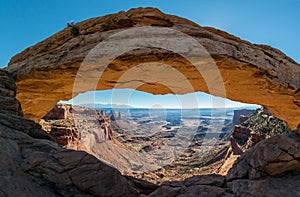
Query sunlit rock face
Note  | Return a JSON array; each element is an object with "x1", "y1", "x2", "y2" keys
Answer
[
  {"x1": 6, "y1": 7, "x2": 300, "y2": 129},
  {"x1": 40, "y1": 104, "x2": 114, "y2": 149}
]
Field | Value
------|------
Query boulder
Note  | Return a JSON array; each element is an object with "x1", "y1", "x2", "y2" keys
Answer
[{"x1": 227, "y1": 132, "x2": 300, "y2": 180}]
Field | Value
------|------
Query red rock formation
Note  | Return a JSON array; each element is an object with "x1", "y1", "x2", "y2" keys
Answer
[
  {"x1": 232, "y1": 125, "x2": 251, "y2": 140},
  {"x1": 230, "y1": 137, "x2": 243, "y2": 155},
  {"x1": 7, "y1": 8, "x2": 300, "y2": 130},
  {"x1": 97, "y1": 111, "x2": 113, "y2": 140},
  {"x1": 41, "y1": 104, "x2": 114, "y2": 148},
  {"x1": 50, "y1": 127, "x2": 79, "y2": 146},
  {"x1": 230, "y1": 108, "x2": 291, "y2": 155},
  {"x1": 44, "y1": 104, "x2": 71, "y2": 119},
  {"x1": 232, "y1": 109, "x2": 255, "y2": 126},
  {"x1": 0, "y1": 69, "x2": 141, "y2": 196}
]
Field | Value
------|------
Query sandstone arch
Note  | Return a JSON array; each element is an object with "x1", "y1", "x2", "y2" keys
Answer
[{"x1": 7, "y1": 7, "x2": 300, "y2": 129}]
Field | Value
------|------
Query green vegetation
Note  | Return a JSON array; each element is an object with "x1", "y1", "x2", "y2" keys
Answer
[{"x1": 242, "y1": 107, "x2": 291, "y2": 137}]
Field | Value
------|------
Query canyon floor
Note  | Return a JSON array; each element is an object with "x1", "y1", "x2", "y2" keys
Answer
[{"x1": 40, "y1": 104, "x2": 291, "y2": 185}]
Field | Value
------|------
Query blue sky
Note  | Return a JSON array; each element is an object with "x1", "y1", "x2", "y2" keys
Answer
[
  {"x1": 1, "y1": 0, "x2": 298, "y2": 108},
  {"x1": 1, "y1": 0, "x2": 299, "y2": 67},
  {"x1": 67, "y1": 89, "x2": 260, "y2": 109}
]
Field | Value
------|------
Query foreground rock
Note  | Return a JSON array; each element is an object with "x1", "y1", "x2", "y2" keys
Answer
[
  {"x1": 0, "y1": 69, "x2": 142, "y2": 196},
  {"x1": 7, "y1": 7, "x2": 300, "y2": 129},
  {"x1": 226, "y1": 132, "x2": 300, "y2": 197},
  {"x1": 227, "y1": 132, "x2": 300, "y2": 179},
  {"x1": 148, "y1": 174, "x2": 233, "y2": 197}
]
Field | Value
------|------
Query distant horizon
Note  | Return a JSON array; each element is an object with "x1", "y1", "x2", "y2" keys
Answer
[
  {"x1": 60, "y1": 89, "x2": 261, "y2": 109},
  {"x1": 1, "y1": 2, "x2": 295, "y2": 113},
  {"x1": 60, "y1": 99, "x2": 260, "y2": 110}
]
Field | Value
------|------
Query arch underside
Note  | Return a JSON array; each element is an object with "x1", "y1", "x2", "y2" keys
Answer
[{"x1": 7, "y1": 8, "x2": 300, "y2": 129}]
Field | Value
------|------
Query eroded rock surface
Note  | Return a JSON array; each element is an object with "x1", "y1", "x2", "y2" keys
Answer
[
  {"x1": 226, "y1": 131, "x2": 300, "y2": 197},
  {"x1": 0, "y1": 69, "x2": 141, "y2": 196},
  {"x1": 227, "y1": 132, "x2": 300, "y2": 180},
  {"x1": 230, "y1": 107, "x2": 291, "y2": 154},
  {"x1": 44, "y1": 104, "x2": 72, "y2": 120},
  {"x1": 232, "y1": 109, "x2": 255, "y2": 126},
  {"x1": 6, "y1": 7, "x2": 300, "y2": 129}
]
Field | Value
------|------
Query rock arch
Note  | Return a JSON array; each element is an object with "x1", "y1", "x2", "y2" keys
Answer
[{"x1": 7, "y1": 7, "x2": 300, "y2": 129}]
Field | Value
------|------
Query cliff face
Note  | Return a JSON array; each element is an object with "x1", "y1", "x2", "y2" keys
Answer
[
  {"x1": 219, "y1": 108, "x2": 292, "y2": 175},
  {"x1": 40, "y1": 104, "x2": 113, "y2": 149},
  {"x1": 232, "y1": 109, "x2": 256, "y2": 126},
  {"x1": 6, "y1": 7, "x2": 300, "y2": 129},
  {"x1": 231, "y1": 107, "x2": 291, "y2": 154}
]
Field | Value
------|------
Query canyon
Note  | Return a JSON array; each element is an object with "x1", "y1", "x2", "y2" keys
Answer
[
  {"x1": 40, "y1": 104, "x2": 292, "y2": 185},
  {"x1": 0, "y1": 7, "x2": 300, "y2": 197}
]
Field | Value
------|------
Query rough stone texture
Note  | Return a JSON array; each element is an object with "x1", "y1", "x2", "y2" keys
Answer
[
  {"x1": 148, "y1": 174, "x2": 232, "y2": 197},
  {"x1": 227, "y1": 132, "x2": 300, "y2": 180},
  {"x1": 0, "y1": 69, "x2": 141, "y2": 196},
  {"x1": 44, "y1": 104, "x2": 71, "y2": 120},
  {"x1": 40, "y1": 104, "x2": 114, "y2": 149},
  {"x1": 0, "y1": 69, "x2": 52, "y2": 140},
  {"x1": 184, "y1": 174, "x2": 225, "y2": 187},
  {"x1": 232, "y1": 109, "x2": 255, "y2": 126},
  {"x1": 0, "y1": 69, "x2": 22, "y2": 116},
  {"x1": 230, "y1": 107, "x2": 291, "y2": 154},
  {"x1": 223, "y1": 131, "x2": 300, "y2": 197},
  {"x1": 6, "y1": 7, "x2": 300, "y2": 129},
  {"x1": 49, "y1": 127, "x2": 78, "y2": 146},
  {"x1": 228, "y1": 169, "x2": 300, "y2": 197}
]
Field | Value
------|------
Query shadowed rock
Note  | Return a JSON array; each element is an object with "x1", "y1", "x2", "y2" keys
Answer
[{"x1": 0, "y1": 69, "x2": 139, "y2": 196}]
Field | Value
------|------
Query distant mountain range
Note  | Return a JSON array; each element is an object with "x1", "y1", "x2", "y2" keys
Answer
[
  {"x1": 76, "y1": 103, "x2": 259, "y2": 110},
  {"x1": 78, "y1": 103, "x2": 136, "y2": 109}
]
